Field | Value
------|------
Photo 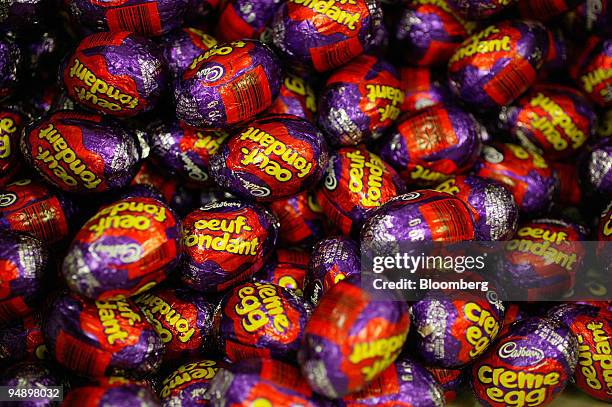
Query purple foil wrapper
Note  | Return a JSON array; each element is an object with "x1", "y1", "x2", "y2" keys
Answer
[
  {"x1": 434, "y1": 175, "x2": 519, "y2": 241},
  {"x1": 0, "y1": 36, "x2": 21, "y2": 102},
  {"x1": 66, "y1": 0, "x2": 190, "y2": 36},
  {"x1": 399, "y1": 66, "x2": 451, "y2": 114},
  {"x1": 340, "y1": 355, "x2": 445, "y2": 406},
  {"x1": 0, "y1": 311, "x2": 46, "y2": 364},
  {"x1": 42, "y1": 293, "x2": 165, "y2": 378},
  {"x1": 216, "y1": 0, "x2": 284, "y2": 42},
  {"x1": 158, "y1": 360, "x2": 220, "y2": 406},
  {"x1": 268, "y1": 73, "x2": 318, "y2": 122},
  {"x1": 161, "y1": 27, "x2": 218, "y2": 78},
  {"x1": 304, "y1": 236, "x2": 360, "y2": 306},
  {"x1": 64, "y1": 378, "x2": 160, "y2": 407},
  {"x1": 0, "y1": 231, "x2": 48, "y2": 327},
  {"x1": 447, "y1": 0, "x2": 516, "y2": 19},
  {"x1": 175, "y1": 39, "x2": 283, "y2": 128},
  {"x1": 0, "y1": 362, "x2": 64, "y2": 407},
  {"x1": 579, "y1": 137, "x2": 612, "y2": 198}
]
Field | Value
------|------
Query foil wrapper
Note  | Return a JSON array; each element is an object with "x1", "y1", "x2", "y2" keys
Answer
[
  {"x1": 43, "y1": 293, "x2": 164, "y2": 377},
  {"x1": 426, "y1": 366, "x2": 465, "y2": 403},
  {"x1": 174, "y1": 39, "x2": 282, "y2": 128},
  {"x1": 0, "y1": 36, "x2": 21, "y2": 102},
  {"x1": 161, "y1": 27, "x2": 218, "y2": 77},
  {"x1": 579, "y1": 137, "x2": 612, "y2": 198},
  {"x1": 518, "y1": 0, "x2": 582, "y2": 20},
  {"x1": 446, "y1": 0, "x2": 516, "y2": 19},
  {"x1": 268, "y1": 190, "x2": 327, "y2": 247},
  {"x1": 317, "y1": 146, "x2": 405, "y2": 236},
  {"x1": 134, "y1": 287, "x2": 215, "y2": 362},
  {"x1": 379, "y1": 104, "x2": 483, "y2": 185},
  {"x1": 474, "y1": 143, "x2": 559, "y2": 214},
  {"x1": 471, "y1": 317, "x2": 578, "y2": 407},
  {"x1": 499, "y1": 84, "x2": 596, "y2": 160},
  {"x1": 0, "y1": 311, "x2": 46, "y2": 364},
  {"x1": 570, "y1": 36, "x2": 612, "y2": 109},
  {"x1": 360, "y1": 190, "x2": 477, "y2": 245},
  {"x1": 216, "y1": 0, "x2": 284, "y2": 41},
  {"x1": 159, "y1": 360, "x2": 220, "y2": 406},
  {"x1": 63, "y1": 377, "x2": 160, "y2": 407},
  {"x1": 180, "y1": 200, "x2": 279, "y2": 293},
  {"x1": 0, "y1": 362, "x2": 64, "y2": 407},
  {"x1": 434, "y1": 175, "x2": 519, "y2": 241},
  {"x1": 66, "y1": 0, "x2": 190, "y2": 36},
  {"x1": 210, "y1": 114, "x2": 329, "y2": 201},
  {"x1": 268, "y1": 73, "x2": 317, "y2": 122},
  {"x1": 254, "y1": 249, "x2": 309, "y2": 295},
  {"x1": 0, "y1": 108, "x2": 24, "y2": 186},
  {"x1": 213, "y1": 281, "x2": 311, "y2": 362},
  {"x1": 318, "y1": 54, "x2": 403, "y2": 146},
  {"x1": 0, "y1": 231, "x2": 48, "y2": 327},
  {"x1": 0, "y1": 177, "x2": 75, "y2": 243},
  {"x1": 448, "y1": 20, "x2": 549, "y2": 110},
  {"x1": 63, "y1": 32, "x2": 168, "y2": 117},
  {"x1": 304, "y1": 236, "x2": 360, "y2": 306},
  {"x1": 271, "y1": 0, "x2": 382, "y2": 72},
  {"x1": 399, "y1": 66, "x2": 451, "y2": 114},
  {"x1": 62, "y1": 196, "x2": 181, "y2": 300}
]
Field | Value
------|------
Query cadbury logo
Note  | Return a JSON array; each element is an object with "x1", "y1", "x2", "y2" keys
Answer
[
  {"x1": 91, "y1": 242, "x2": 143, "y2": 263},
  {"x1": 0, "y1": 192, "x2": 17, "y2": 207},
  {"x1": 498, "y1": 342, "x2": 545, "y2": 363}
]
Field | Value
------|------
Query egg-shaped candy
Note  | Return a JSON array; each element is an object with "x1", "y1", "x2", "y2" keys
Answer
[
  {"x1": 254, "y1": 249, "x2": 309, "y2": 294},
  {"x1": 43, "y1": 293, "x2": 164, "y2": 377},
  {"x1": 0, "y1": 311, "x2": 46, "y2": 364},
  {"x1": 175, "y1": 40, "x2": 282, "y2": 128},
  {"x1": 0, "y1": 178, "x2": 75, "y2": 244},
  {"x1": 399, "y1": 66, "x2": 451, "y2": 114},
  {"x1": 216, "y1": 0, "x2": 283, "y2": 41},
  {"x1": 161, "y1": 27, "x2": 218, "y2": 77},
  {"x1": 63, "y1": 32, "x2": 167, "y2": 117},
  {"x1": 159, "y1": 360, "x2": 220, "y2": 406},
  {"x1": 499, "y1": 84, "x2": 596, "y2": 160},
  {"x1": 180, "y1": 200, "x2": 279, "y2": 292},
  {"x1": 268, "y1": 190, "x2": 327, "y2": 247},
  {"x1": 361, "y1": 190, "x2": 477, "y2": 244},
  {"x1": 379, "y1": 104, "x2": 483, "y2": 185},
  {"x1": 434, "y1": 175, "x2": 518, "y2": 241},
  {"x1": 63, "y1": 377, "x2": 160, "y2": 406},
  {"x1": 268, "y1": 74, "x2": 318, "y2": 122},
  {"x1": 62, "y1": 197, "x2": 181, "y2": 300},
  {"x1": 0, "y1": 231, "x2": 48, "y2": 326},
  {"x1": 446, "y1": 0, "x2": 516, "y2": 19},
  {"x1": 570, "y1": 36, "x2": 611, "y2": 108},
  {"x1": 271, "y1": 0, "x2": 382, "y2": 72},
  {"x1": 317, "y1": 146, "x2": 405, "y2": 236},
  {"x1": 0, "y1": 362, "x2": 64, "y2": 400},
  {"x1": 448, "y1": 20, "x2": 549, "y2": 111},
  {"x1": 66, "y1": 0, "x2": 189, "y2": 36},
  {"x1": 21, "y1": 111, "x2": 142, "y2": 193},
  {"x1": 210, "y1": 114, "x2": 329, "y2": 201},
  {"x1": 474, "y1": 143, "x2": 558, "y2": 214},
  {"x1": 471, "y1": 317, "x2": 577, "y2": 407},
  {"x1": 213, "y1": 281, "x2": 310, "y2": 362},
  {"x1": 299, "y1": 277, "x2": 410, "y2": 398},
  {"x1": 150, "y1": 121, "x2": 229, "y2": 186},
  {"x1": 579, "y1": 137, "x2": 612, "y2": 198},
  {"x1": 426, "y1": 366, "x2": 465, "y2": 403},
  {"x1": 0, "y1": 108, "x2": 25, "y2": 186}
]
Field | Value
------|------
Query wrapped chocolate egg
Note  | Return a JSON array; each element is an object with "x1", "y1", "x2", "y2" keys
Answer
[
  {"x1": 43, "y1": 293, "x2": 164, "y2": 377},
  {"x1": 316, "y1": 146, "x2": 405, "y2": 235},
  {"x1": 471, "y1": 317, "x2": 577, "y2": 407},
  {"x1": 448, "y1": 20, "x2": 549, "y2": 110},
  {"x1": 63, "y1": 377, "x2": 160, "y2": 407},
  {"x1": 0, "y1": 362, "x2": 64, "y2": 403},
  {"x1": 209, "y1": 358, "x2": 317, "y2": 406},
  {"x1": 499, "y1": 218, "x2": 587, "y2": 301},
  {"x1": 213, "y1": 281, "x2": 310, "y2": 362},
  {"x1": 0, "y1": 178, "x2": 75, "y2": 244},
  {"x1": 21, "y1": 111, "x2": 142, "y2": 193},
  {"x1": 446, "y1": 0, "x2": 516, "y2": 19},
  {"x1": 474, "y1": 143, "x2": 558, "y2": 213},
  {"x1": 62, "y1": 196, "x2": 181, "y2": 300},
  {"x1": 341, "y1": 356, "x2": 445, "y2": 406},
  {"x1": 134, "y1": 287, "x2": 215, "y2": 362},
  {"x1": 411, "y1": 290, "x2": 506, "y2": 368},
  {"x1": 174, "y1": 40, "x2": 282, "y2": 128},
  {"x1": 541, "y1": 28, "x2": 568, "y2": 73},
  {"x1": 66, "y1": 0, "x2": 190, "y2": 36},
  {"x1": 210, "y1": 114, "x2": 329, "y2": 201},
  {"x1": 579, "y1": 137, "x2": 612, "y2": 198},
  {"x1": 434, "y1": 175, "x2": 519, "y2": 241},
  {"x1": 0, "y1": 108, "x2": 24, "y2": 186},
  {"x1": 361, "y1": 190, "x2": 477, "y2": 244},
  {"x1": 570, "y1": 36, "x2": 611, "y2": 108},
  {"x1": 499, "y1": 84, "x2": 596, "y2": 160},
  {"x1": 299, "y1": 278, "x2": 410, "y2": 398},
  {"x1": 394, "y1": 0, "x2": 476, "y2": 66},
  {"x1": 268, "y1": 73, "x2": 317, "y2": 122},
  {"x1": 379, "y1": 104, "x2": 483, "y2": 185},
  {"x1": 304, "y1": 236, "x2": 360, "y2": 306},
  {"x1": 317, "y1": 55, "x2": 403, "y2": 146},
  {"x1": 159, "y1": 359, "x2": 220, "y2": 406},
  {"x1": 63, "y1": 32, "x2": 167, "y2": 117},
  {"x1": 180, "y1": 200, "x2": 279, "y2": 293},
  {"x1": 565, "y1": 2, "x2": 611, "y2": 37},
  {"x1": 271, "y1": 0, "x2": 382, "y2": 72},
  {"x1": 550, "y1": 161, "x2": 582, "y2": 207},
  {"x1": 216, "y1": 0, "x2": 283, "y2": 41},
  {"x1": 150, "y1": 121, "x2": 229, "y2": 186},
  {"x1": 0, "y1": 36, "x2": 21, "y2": 102},
  {"x1": 268, "y1": 190, "x2": 327, "y2": 247},
  {"x1": 426, "y1": 366, "x2": 465, "y2": 403},
  {"x1": 0, "y1": 231, "x2": 48, "y2": 326},
  {"x1": 161, "y1": 27, "x2": 218, "y2": 77},
  {"x1": 547, "y1": 304, "x2": 612, "y2": 402},
  {"x1": 399, "y1": 66, "x2": 451, "y2": 114},
  {"x1": 254, "y1": 249, "x2": 309, "y2": 294},
  {"x1": 0, "y1": 311, "x2": 46, "y2": 364}
]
